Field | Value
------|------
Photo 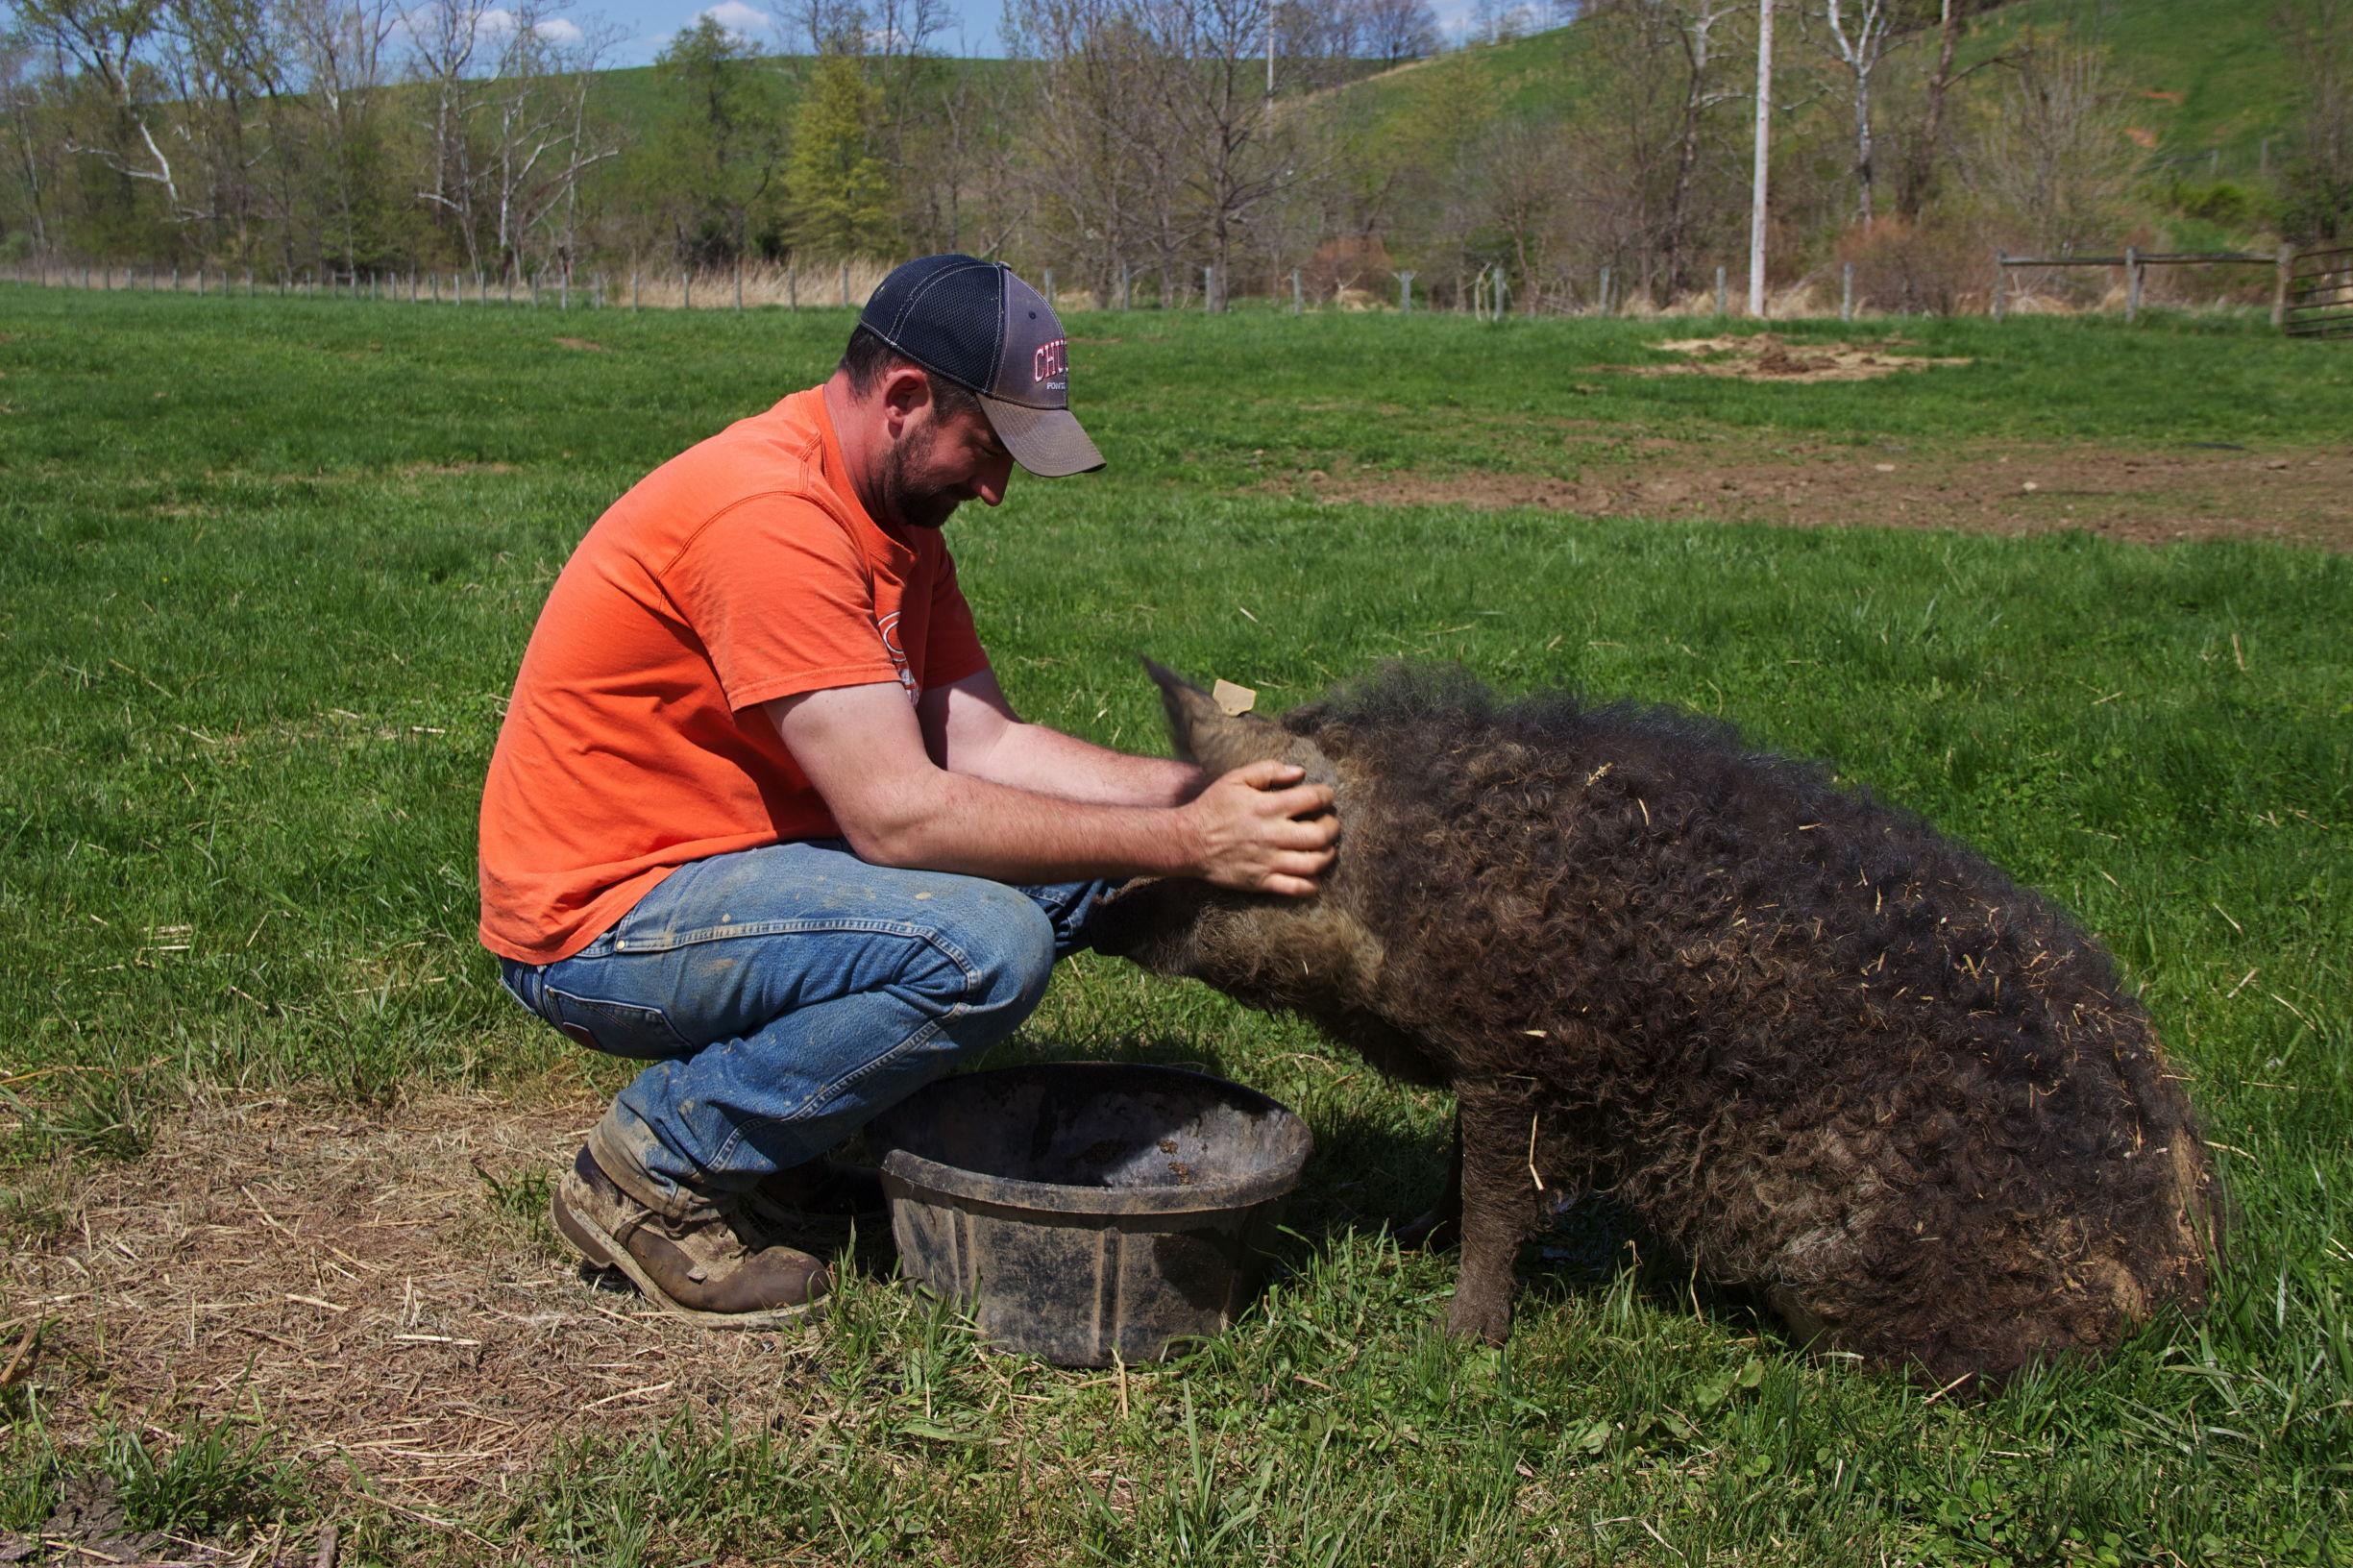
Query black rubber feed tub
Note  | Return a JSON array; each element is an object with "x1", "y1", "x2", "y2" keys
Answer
[{"x1": 868, "y1": 1063, "x2": 1311, "y2": 1366}]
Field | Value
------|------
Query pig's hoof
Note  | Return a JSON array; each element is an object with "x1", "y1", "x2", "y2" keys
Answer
[
  {"x1": 1445, "y1": 1291, "x2": 1511, "y2": 1347},
  {"x1": 1392, "y1": 1207, "x2": 1458, "y2": 1252}
]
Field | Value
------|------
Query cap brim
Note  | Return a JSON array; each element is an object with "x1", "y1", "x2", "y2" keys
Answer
[{"x1": 979, "y1": 396, "x2": 1104, "y2": 478}]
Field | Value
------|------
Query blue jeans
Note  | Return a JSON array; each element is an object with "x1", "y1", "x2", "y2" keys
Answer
[{"x1": 499, "y1": 840, "x2": 1110, "y2": 1217}]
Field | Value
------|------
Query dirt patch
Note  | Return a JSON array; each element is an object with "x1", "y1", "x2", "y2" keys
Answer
[
  {"x1": 1289, "y1": 443, "x2": 2353, "y2": 551},
  {"x1": 0, "y1": 1090, "x2": 844, "y2": 1517},
  {"x1": 1624, "y1": 334, "x2": 1973, "y2": 382},
  {"x1": 551, "y1": 336, "x2": 607, "y2": 353}
]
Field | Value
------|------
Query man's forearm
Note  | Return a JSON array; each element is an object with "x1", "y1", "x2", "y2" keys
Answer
[
  {"x1": 862, "y1": 769, "x2": 1199, "y2": 884},
  {"x1": 962, "y1": 721, "x2": 1203, "y2": 808}
]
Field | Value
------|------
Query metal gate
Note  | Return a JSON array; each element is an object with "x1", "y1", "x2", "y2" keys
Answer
[{"x1": 2285, "y1": 246, "x2": 2353, "y2": 339}]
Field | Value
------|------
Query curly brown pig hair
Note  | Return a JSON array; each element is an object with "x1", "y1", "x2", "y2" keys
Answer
[{"x1": 1091, "y1": 663, "x2": 2218, "y2": 1390}]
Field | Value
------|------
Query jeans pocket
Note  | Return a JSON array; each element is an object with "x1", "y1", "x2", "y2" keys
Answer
[{"x1": 544, "y1": 988, "x2": 694, "y2": 1061}]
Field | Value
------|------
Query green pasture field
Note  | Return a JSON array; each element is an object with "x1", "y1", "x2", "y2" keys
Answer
[{"x1": 0, "y1": 287, "x2": 2347, "y2": 1564}]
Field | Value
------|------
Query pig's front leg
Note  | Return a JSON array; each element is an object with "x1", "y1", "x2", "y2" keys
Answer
[
  {"x1": 1444, "y1": 1086, "x2": 1543, "y2": 1346},
  {"x1": 1394, "y1": 1113, "x2": 1462, "y2": 1251}
]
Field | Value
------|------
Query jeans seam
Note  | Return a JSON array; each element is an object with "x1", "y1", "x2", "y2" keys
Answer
[
  {"x1": 703, "y1": 935, "x2": 985, "y2": 1172},
  {"x1": 608, "y1": 916, "x2": 977, "y2": 954}
]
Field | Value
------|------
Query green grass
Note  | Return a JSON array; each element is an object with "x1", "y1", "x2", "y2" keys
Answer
[{"x1": 1, "y1": 286, "x2": 2348, "y2": 1563}]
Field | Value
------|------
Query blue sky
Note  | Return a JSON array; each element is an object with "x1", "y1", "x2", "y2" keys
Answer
[
  {"x1": 596, "y1": 0, "x2": 1016, "y2": 65},
  {"x1": 593, "y1": 0, "x2": 1495, "y2": 69}
]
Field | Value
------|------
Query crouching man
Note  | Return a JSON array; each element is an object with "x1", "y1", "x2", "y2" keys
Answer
[{"x1": 478, "y1": 256, "x2": 1337, "y2": 1326}]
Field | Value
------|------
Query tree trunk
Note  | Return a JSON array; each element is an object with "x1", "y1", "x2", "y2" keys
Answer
[{"x1": 1897, "y1": 0, "x2": 1961, "y2": 221}]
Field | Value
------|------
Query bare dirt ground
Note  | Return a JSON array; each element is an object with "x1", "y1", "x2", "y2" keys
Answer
[
  {"x1": 1293, "y1": 441, "x2": 2353, "y2": 551},
  {"x1": 1, "y1": 1090, "x2": 846, "y2": 1548},
  {"x1": 1630, "y1": 334, "x2": 1974, "y2": 381}
]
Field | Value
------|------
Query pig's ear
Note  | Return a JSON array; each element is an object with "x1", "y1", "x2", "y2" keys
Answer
[{"x1": 1142, "y1": 660, "x2": 1336, "y2": 787}]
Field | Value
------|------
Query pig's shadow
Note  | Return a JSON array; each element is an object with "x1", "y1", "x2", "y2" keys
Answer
[{"x1": 972, "y1": 1035, "x2": 1772, "y2": 1336}]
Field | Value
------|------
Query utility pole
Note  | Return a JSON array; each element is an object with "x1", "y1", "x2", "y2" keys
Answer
[{"x1": 1749, "y1": 0, "x2": 1774, "y2": 318}]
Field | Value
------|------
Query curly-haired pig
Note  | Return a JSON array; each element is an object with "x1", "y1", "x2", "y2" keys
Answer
[{"x1": 1089, "y1": 662, "x2": 2218, "y2": 1390}]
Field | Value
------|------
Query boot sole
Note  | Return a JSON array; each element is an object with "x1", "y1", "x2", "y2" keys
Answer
[{"x1": 551, "y1": 1172, "x2": 820, "y2": 1331}]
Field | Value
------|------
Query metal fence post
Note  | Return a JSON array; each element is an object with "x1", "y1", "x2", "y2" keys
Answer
[
  {"x1": 1119, "y1": 264, "x2": 1131, "y2": 310},
  {"x1": 560, "y1": 269, "x2": 570, "y2": 310},
  {"x1": 2125, "y1": 245, "x2": 2141, "y2": 323},
  {"x1": 1203, "y1": 265, "x2": 1214, "y2": 312},
  {"x1": 1991, "y1": 252, "x2": 2006, "y2": 321},
  {"x1": 1841, "y1": 261, "x2": 1854, "y2": 322},
  {"x1": 1398, "y1": 270, "x2": 1413, "y2": 314},
  {"x1": 1715, "y1": 265, "x2": 1728, "y2": 316},
  {"x1": 1042, "y1": 267, "x2": 1055, "y2": 307},
  {"x1": 1599, "y1": 266, "x2": 1612, "y2": 316},
  {"x1": 2273, "y1": 243, "x2": 2292, "y2": 330},
  {"x1": 1291, "y1": 268, "x2": 1302, "y2": 314}
]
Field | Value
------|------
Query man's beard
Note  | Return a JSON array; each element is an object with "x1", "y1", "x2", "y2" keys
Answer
[{"x1": 877, "y1": 432, "x2": 964, "y2": 531}]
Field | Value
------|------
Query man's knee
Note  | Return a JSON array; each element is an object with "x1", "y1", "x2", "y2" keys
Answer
[{"x1": 917, "y1": 880, "x2": 1059, "y2": 1021}]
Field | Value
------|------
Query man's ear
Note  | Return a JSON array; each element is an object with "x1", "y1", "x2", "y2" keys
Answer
[
  {"x1": 878, "y1": 365, "x2": 932, "y2": 431},
  {"x1": 1142, "y1": 660, "x2": 1336, "y2": 787}
]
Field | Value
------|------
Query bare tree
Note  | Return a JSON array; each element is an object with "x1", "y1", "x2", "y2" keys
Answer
[
  {"x1": 1892, "y1": 0, "x2": 1997, "y2": 219},
  {"x1": 1575, "y1": 0, "x2": 1748, "y2": 303},
  {"x1": 2274, "y1": 0, "x2": 2353, "y2": 240},
  {"x1": 1819, "y1": 0, "x2": 1898, "y2": 224},
  {"x1": 475, "y1": 0, "x2": 620, "y2": 279},
  {"x1": 1142, "y1": 0, "x2": 1293, "y2": 308},
  {"x1": 405, "y1": 0, "x2": 493, "y2": 271},
  {"x1": 16, "y1": 0, "x2": 186, "y2": 227},
  {"x1": 1003, "y1": 0, "x2": 1153, "y2": 298},
  {"x1": 0, "y1": 34, "x2": 55, "y2": 254},
  {"x1": 1355, "y1": 0, "x2": 1438, "y2": 65},
  {"x1": 1967, "y1": 33, "x2": 2141, "y2": 253}
]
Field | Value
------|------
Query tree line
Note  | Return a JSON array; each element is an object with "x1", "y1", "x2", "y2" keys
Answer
[{"x1": 2, "y1": 0, "x2": 2347, "y2": 309}]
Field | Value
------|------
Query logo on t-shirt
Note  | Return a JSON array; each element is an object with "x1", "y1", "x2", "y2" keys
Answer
[{"x1": 875, "y1": 611, "x2": 918, "y2": 701}]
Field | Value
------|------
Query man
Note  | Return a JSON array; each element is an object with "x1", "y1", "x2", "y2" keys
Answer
[{"x1": 478, "y1": 255, "x2": 1337, "y2": 1327}]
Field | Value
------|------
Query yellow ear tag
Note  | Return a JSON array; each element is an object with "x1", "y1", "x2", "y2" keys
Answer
[{"x1": 1212, "y1": 679, "x2": 1258, "y2": 716}]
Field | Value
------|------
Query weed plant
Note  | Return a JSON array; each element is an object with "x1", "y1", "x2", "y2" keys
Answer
[{"x1": 0, "y1": 288, "x2": 2345, "y2": 1562}]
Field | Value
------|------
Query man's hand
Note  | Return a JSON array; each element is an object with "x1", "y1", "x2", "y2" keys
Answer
[{"x1": 1180, "y1": 761, "x2": 1338, "y2": 897}]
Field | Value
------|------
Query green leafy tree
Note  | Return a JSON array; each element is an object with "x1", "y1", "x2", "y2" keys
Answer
[
  {"x1": 783, "y1": 53, "x2": 894, "y2": 257},
  {"x1": 636, "y1": 15, "x2": 789, "y2": 266}
]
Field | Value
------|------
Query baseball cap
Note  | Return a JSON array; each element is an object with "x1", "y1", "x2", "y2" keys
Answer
[{"x1": 857, "y1": 254, "x2": 1105, "y2": 478}]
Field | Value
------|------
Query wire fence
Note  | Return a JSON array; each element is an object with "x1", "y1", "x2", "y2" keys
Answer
[{"x1": 1, "y1": 249, "x2": 2327, "y2": 329}]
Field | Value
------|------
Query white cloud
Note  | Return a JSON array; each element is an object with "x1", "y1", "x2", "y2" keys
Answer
[
  {"x1": 467, "y1": 7, "x2": 583, "y2": 44},
  {"x1": 700, "y1": 0, "x2": 772, "y2": 40}
]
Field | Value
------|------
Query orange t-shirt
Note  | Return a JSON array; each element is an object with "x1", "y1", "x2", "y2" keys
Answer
[{"x1": 478, "y1": 387, "x2": 990, "y2": 964}]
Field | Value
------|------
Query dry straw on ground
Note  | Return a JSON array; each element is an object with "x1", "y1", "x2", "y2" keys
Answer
[
  {"x1": 1630, "y1": 334, "x2": 1974, "y2": 382},
  {"x1": 1, "y1": 1090, "x2": 843, "y2": 1519}
]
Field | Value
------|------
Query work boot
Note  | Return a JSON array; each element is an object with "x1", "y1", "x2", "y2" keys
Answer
[{"x1": 551, "y1": 1147, "x2": 829, "y2": 1328}]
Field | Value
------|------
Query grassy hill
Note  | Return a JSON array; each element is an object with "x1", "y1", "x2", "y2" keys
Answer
[
  {"x1": 1316, "y1": 0, "x2": 2293, "y2": 177},
  {"x1": 1982, "y1": 0, "x2": 2294, "y2": 174}
]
